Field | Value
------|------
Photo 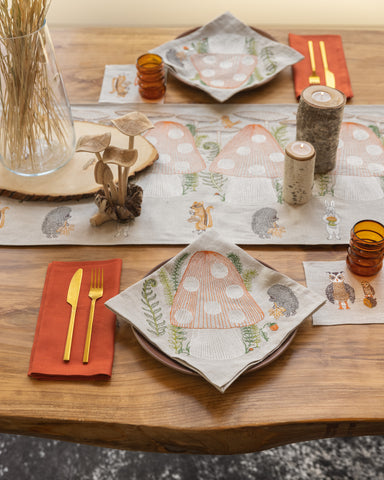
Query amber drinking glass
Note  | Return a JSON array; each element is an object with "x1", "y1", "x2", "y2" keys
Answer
[
  {"x1": 136, "y1": 53, "x2": 166, "y2": 100},
  {"x1": 346, "y1": 220, "x2": 384, "y2": 276}
]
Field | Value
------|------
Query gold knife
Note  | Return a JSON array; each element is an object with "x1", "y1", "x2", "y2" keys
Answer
[
  {"x1": 63, "y1": 268, "x2": 83, "y2": 361},
  {"x1": 319, "y1": 40, "x2": 335, "y2": 88}
]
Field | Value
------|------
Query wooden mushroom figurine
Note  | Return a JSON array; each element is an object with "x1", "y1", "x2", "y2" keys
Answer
[{"x1": 75, "y1": 111, "x2": 155, "y2": 226}]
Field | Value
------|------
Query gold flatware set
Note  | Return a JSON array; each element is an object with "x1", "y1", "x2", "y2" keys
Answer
[
  {"x1": 307, "y1": 40, "x2": 335, "y2": 88},
  {"x1": 63, "y1": 268, "x2": 104, "y2": 363}
]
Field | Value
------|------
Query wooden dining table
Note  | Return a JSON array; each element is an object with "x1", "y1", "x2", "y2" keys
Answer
[{"x1": 1, "y1": 25, "x2": 384, "y2": 454}]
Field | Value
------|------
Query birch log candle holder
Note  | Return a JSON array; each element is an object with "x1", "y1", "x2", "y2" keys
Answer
[
  {"x1": 76, "y1": 112, "x2": 155, "y2": 226},
  {"x1": 283, "y1": 141, "x2": 316, "y2": 205},
  {"x1": 296, "y1": 85, "x2": 346, "y2": 174}
]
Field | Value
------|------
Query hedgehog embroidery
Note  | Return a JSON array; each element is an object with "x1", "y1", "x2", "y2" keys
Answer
[
  {"x1": 267, "y1": 284, "x2": 299, "y2": 319},
  {"x1": 325, "y1": 272, "x2": 355, "y2": 310},
  {"x1": 252, "y1": 207, "x2": 279, "y2": 239},
  {"x1": 42, "y1": 206, "x2": 73, "y2": 238},
  {"x1": 361, "y1": 280, "x2": 377, "y2": 308}
]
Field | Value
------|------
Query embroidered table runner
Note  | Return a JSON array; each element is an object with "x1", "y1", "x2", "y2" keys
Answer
[{"x1": 1, "y1": 103, "x2": 384, "y2": 245}]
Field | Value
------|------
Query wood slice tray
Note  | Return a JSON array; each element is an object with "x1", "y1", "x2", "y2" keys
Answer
[{"x1": 0, "y1": 121, "x2": 158, "y2": 201}]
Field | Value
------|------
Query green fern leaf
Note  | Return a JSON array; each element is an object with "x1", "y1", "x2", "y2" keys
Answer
[
  {"x1": 171, "y1": 253, "x2": 190, "y2": 292},
  {"x1": 159, "y1": 268, "x2": 174, "y2": 306},
  {"x1": 271, "y1": 125, "x2": 289, "y2": 149},
  {"x1": 182, "y1": 173, "x2": 199, "y2": 195},
  {"x1": 227, "y1": 253, "x2": 243, "y2": 274},
  {"x1": 242, "y1": 269, "x2": 257, "y2": 291},
  {"x1": 141, "y1": 279, "x2": 166, "y2": 336},
  {"x1": 241, "y1": 325, "x2": 261, "y2": 353}
]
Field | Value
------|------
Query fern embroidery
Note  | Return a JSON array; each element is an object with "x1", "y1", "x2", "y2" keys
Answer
[
  {"x1": 316, "y1": 174, "x2": 334, "y2": 197},
  {"x1": 200, "y1": 171, "x2": 227, "y2": 201},
  {"x1": 227, "y1": 252, "x2": 243, "y2": 274},
  {"x1": 260, "y1": 46, "x2": 278, "y2": 75},
  {"x1": 171, "y1": 253, "x2": 190, "y2": 292},
  {"x1": 203, "y1": 141, "x2": 220, "y2": 162},
  {"x1": 169, "y1": 325, "x2": 190, "y2": 355},
  {"x1": 141, "y1": 279, "x2": 166, "y2": 336},
  {"x1": 273, "y1": 178, "x2": 283, "y2": 204},
  {"x1": 241, "y1": 325, "x2": 261, "y2": 353},
  {"x1": 158, "y1": 268, "x2": 174, "y2": 306},
  {"x1": 271, "y1": 125, "x2": 289, "y2": 149},
  {"x1": 182, "y1": 173, "x2": 199, "y2": 195},
  {"x1": 242, "y1": 269, "x2": 257, "y2": 292}
]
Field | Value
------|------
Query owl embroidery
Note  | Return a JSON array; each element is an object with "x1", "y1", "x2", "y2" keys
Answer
[
  {"x1": 325, "y1": 272, "x2": 355, "y2": 310},
  {"x1": 361, "y1": 281, "x2": 377, "y2": 308}
]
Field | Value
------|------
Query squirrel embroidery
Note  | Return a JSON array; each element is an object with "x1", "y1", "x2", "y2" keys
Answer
[
  {"x1": 110, "y1": 75, "x2": 130, "y2": 97},
  {"x1": 188, "y1": 201, "x2": 214, "y2": 232}
]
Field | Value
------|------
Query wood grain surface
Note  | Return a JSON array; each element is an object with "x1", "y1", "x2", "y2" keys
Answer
[{"x1": 1, "y1": 26, "x2": 384, "y2": 453}]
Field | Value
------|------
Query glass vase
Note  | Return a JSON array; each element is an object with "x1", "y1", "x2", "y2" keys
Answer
[{"x1": 0, "y1": 22, "x2": 75, "y2": 176}]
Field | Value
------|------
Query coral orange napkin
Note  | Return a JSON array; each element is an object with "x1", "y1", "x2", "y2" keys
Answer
[
  {"x1": 289, "y1": 34, "x2": 353, "y2": 99},
  {"x1": 28, "y1": 259, "x2": 122, "y2": 380}
]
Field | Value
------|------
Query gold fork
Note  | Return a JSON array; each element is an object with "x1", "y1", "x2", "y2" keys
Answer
[
  {"x1": 307, "y1": 40, "x2": 320, "y2": 85},
  {"x1": 83, "y1": 268, "x2": 104, "y2": 364}
]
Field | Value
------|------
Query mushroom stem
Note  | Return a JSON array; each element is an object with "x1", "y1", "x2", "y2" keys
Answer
[
  {"x1": 121, "y1": 136, "x2": 135, "y2": 200},
  {"x1": 118, "y1": 165, "x2": 125, "y2": 206}
]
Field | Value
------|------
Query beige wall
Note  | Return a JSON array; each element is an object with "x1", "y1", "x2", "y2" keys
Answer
[{"x1": 47, "y1": 0, "x2": 384, "y2": 27}]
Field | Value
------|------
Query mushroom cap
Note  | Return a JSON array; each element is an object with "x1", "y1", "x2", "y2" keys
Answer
[
  {"x1": 94, "y1": 160, "x2": 110, "y2": 184},
  {"x1": 112, "y1": 112, "x2": 154, "y2": 137},
  {"x1": 76, "y1": 132, "x2": 111, "y2": 153},
  {"x1": 102, "y1": 145, "x2": 138, "y2": 168}
]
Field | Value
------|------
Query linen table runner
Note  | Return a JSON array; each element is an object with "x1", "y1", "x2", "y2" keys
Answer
[{"x1": 1, "y1": 103, "x2": 384, "y2": 245}]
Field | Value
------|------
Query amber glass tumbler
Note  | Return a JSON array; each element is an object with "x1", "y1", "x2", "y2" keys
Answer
[
  {"x1": 346, "y1": 220, "x2": 384, "y2": 276},
  {"x1": 136, "y1": 53, "x2": 166, "y2": 100}
]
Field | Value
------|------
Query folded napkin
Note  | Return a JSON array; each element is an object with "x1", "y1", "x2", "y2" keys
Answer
[
  {"x1": 151, "y1": 12, "x2": 303, "y2": 102},
  {"x1": 106, "y1": 231, "x2": 324, "y2": 392},
  {"x1": 289, "y1": 34, "x2": 353, "y2": 99},
  {"x1": 28, "y1": 258, "x2": 122, "y2": 379},
  {"x1": 304, "y1": 260, "x2": 384, "y2": 325}
]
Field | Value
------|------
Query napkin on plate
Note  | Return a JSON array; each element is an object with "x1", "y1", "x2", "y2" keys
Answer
[
  {"x1": 288, "y1": 33, "x2": 353, "y2": 99},
  {"x1": 151, "y1": 12, "x2": 303, "y2": 102},
  {"x1": 106, "y1": 231, "x2": 325, "y2": 392},
  {"x1": 28, "y1": 258, "x2": 122, "y2": 379},
  {"x1": 304, "y1": 260, "x2": 384, "y2": 325}
]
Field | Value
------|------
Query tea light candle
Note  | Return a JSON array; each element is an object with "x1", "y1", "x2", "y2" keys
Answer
[
  {"x1": 311, "y1": 90, "x2": 332, "y2": 103},
  {"x1": 283, "y1": 141, "x2": 316, "y2": 205},
  {"x1": 296, "y1": 85, "x2": 346, "y2": 174}
]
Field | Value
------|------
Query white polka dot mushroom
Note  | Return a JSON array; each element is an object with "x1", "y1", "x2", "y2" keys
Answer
[
  {"x1": 190, "y1": 53, "x2": 258, "y2": 89},
  {"x1": 144, "y1": 121, "x2": 206, "y2": 175},
  {"x1": 333, "y1": 122, "x2": 384, "y2": 200},
  {"x1": 170, "y1": 251, "x2": 264, "y2": 329}
]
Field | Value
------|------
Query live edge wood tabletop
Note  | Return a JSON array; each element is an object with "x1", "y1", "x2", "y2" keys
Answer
[{"x1": 1, "y1": 26, "x2": 384, "y2": 454}]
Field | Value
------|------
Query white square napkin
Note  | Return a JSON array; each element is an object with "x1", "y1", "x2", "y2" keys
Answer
[
  {"x1": 303, "y1": 260, "x2": 384, "y2": 325},
  {"x1": 151, "y1": 12, "x2": 303, "y2": 102},
  {"x1": 106, "y1": 231, "x2": 324, "y2": 391}
]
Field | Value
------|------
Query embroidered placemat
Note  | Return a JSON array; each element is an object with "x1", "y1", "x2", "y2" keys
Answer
[
  {"x1": 303, "y1": 260, "x2": 384, "y2": 325},
  {"x1": 1, "y1": 103, "x2": 384, "y2": 245},
  {"x1": 99, "y1": 65, "x2": 165, "y2": 104},
  {"x1": 106, "y1": 231, "x2": 325, "y2": 392}
]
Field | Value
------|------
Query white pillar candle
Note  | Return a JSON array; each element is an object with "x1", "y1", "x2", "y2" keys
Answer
[{"x1": 283, "y1": 141, "x2": 316, "y2": 205}]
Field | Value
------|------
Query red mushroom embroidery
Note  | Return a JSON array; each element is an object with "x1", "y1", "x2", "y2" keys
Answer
[
  {"x1": 170, "y1": 251, "x2": 264, "y2": 329},
  {"x1": 190, "y1": 54, "x2": 258, "y2": 89},
  {"x1": 145, "y1": 121, "x2": 206, "y2": 174},
  {"x1": 332, "y1": 122, "x2": 384, "y2": 200},
  {"x1": 209, "y1": 124, "x2": 284, "y2": 178}
]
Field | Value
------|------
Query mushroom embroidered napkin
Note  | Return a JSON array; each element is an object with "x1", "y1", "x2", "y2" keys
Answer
[
  {"x1": 303, "y1": 260, "x2": 384, "y2": 325},
  {"x1": 151, "y1": 12, "x2": 303, "y2": 102},
  {"x1": 106, "y1": 231, "x2": 325, "y2": 392}
]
